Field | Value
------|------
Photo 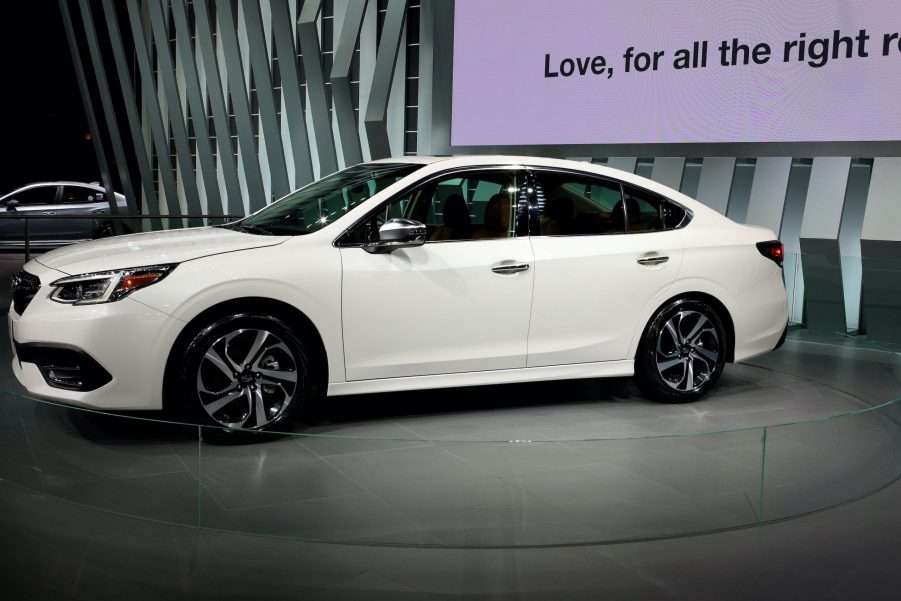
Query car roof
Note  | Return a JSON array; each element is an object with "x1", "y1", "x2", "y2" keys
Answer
[
  {"x1": 22, "y1": 181, "x2": 105, "y2": 187},
  {"x1": 367, "y1": 156, "x2": 446, "y2": 165},
  {"x1": 4, "y1": 181, "x2": 109, "y2": 191}
]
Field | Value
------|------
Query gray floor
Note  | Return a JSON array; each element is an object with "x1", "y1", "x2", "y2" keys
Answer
[{"x1": 0, "y1": 251, "x2": 899, "y2": 597}]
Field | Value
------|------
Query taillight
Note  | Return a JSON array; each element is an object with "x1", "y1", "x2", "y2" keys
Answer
[{"x1": 756, "y1": 240, "x2": 784, "y2": 268}]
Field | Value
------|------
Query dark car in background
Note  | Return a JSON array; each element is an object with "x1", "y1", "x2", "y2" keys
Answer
[{"x1": 0, "y1": 181, "x2": 129, "y2": 248}]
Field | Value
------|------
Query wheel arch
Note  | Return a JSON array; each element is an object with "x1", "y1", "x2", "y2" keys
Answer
[
  {"x1": 162, "y1": 297, "x2": 330, "y2": 412},
  {"x1": 634, "y1": 291, "x2": 736, "y2": 363}
]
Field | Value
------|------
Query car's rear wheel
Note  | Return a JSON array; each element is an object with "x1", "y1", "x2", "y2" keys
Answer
[
  {"x1": 181, "y1": 314, "x2": 312, "y2": 434},
  {"x1": 634, "y1": 298, "x2": 727, "y2": 402},
  {"x1": 94, "y1": 222, "x2": 114, "y2": 239}
]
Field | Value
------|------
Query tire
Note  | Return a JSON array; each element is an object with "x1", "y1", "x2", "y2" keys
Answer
[
  {"x1": 180, "y1": 313, "x2": 314, "y2": 436},
  {"x1": 94, "y1": 222, "x2": 115, "y2": 239},
  {"x1": 634, "y1": 298, "x2": 727, "y2": 403}
]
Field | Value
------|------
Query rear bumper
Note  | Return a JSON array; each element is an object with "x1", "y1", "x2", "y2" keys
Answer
[
  {"x1": 731, "y1": 269, "x2": 789, "y2": 363},
  {"x1": 773, "y1": 323, "x2": 788, "y2": 351}
]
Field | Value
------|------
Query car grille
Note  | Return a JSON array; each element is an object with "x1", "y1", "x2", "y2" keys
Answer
[{"x1": 11, "y1": 270, "x2": 40, "y2": 315}]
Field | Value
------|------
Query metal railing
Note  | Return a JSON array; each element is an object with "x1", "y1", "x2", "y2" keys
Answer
[{"x1": 0, "y1": 213, "x2": 242, "y2": 261}]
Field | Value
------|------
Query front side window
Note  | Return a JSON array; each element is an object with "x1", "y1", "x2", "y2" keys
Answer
[
  {"x1": 344, "y1": 169, "x2": 527, "y2": 245},
  {"x1": 5, "y1": 185, "x2": 58, "y2": 207},
  {"x1": 240, "y1": 163, "x2": 423, "y2": 236}
]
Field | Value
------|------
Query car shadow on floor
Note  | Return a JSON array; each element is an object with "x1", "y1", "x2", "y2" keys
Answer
[
  {"x1": 319, "y1": 376, "x2": 642, "y2": 423},
  {"x1": 16, "y1": 375, "x2": 646, "y2": 446}
]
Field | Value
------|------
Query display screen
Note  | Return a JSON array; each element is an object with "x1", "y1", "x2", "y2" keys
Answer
[{"x1": 451, "y1": 0, "x2": 901, "y2": 146}]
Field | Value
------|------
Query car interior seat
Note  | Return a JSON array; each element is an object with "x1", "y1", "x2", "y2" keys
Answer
[
  {"x1": 472, "y1": 193, "x2": 511, "y2": 239},
  {"x1": 540, "y1": 196, "x2": 574, "y2": 235},
  {"x1": 429, "y1": 194, "x2": 471, "y2": 241},
  {"x1": 610, "y1": 197, "x2": 642, "y2": 232}
]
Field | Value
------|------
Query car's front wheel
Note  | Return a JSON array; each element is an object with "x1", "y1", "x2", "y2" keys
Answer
[
  {"x1": 634, "y1": 298, "x2": 727, "y2": 402},
  {"x1": 181, "y1": 314, "x2": 312, "y2": 432}
]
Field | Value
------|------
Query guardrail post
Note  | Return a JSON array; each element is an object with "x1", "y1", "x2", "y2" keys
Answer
[
  {"x1": 24, "y1": 218, "x2": 30, "y2": 262},
  {"x1": 757, "y1": 426, "x2": 768, "y2": 526}
]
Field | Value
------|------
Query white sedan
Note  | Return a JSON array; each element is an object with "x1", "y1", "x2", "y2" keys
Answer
[{"x1": 9, "y1": 156, "x2": 788, "y2": 431}]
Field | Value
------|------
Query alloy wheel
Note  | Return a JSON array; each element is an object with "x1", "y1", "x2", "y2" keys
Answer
[
  {"x1": 654, "y1": 310, "x2": 721, "y2": 392},
  {"x1": 195, "y1": 328, "x2": 300, "y2": 429}
]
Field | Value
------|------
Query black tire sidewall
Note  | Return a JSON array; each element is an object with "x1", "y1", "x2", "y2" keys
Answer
[
  {"x1": 94, "y1": 222, "x2": 114, "y2": 239},
  {"x1": 636, "y1": 298, "x2": 727, "y2": 403},
  {"x1": 180, "y1": 313, "x2": 312, "y2": 432}
]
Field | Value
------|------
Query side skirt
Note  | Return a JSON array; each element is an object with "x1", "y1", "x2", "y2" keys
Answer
[{"x1": 327, "y1": 360, "x2": 635, "y2": 396}]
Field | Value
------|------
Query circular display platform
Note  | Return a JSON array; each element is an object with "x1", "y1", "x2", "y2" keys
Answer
[{"x1": 0, "y1": 340, "x2": 898, "y2": 548}]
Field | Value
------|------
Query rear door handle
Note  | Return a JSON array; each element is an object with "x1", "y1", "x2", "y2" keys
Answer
[
  {"x1": 637, "y1": 255, "x2": 669, "y2": 266},
  {"x1": 42, "y1": 211, "x2": 57, "y2": 215},
  {"x1": 491, "y1": 262, "x2": 530, "y2": 274}
]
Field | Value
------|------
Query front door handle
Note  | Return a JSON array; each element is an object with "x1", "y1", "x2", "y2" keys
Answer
[
  {"x1": 491, "y1": 262, "x2": 530, "y2": 274},
  {"x1": 637, "y1": 255, "x2": 669, "y2": 266},
  {"x1": 42, "y1": 211, "x2": 57, "y2": 216}
]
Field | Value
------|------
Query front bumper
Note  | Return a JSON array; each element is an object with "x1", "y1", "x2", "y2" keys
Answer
[
  {"x1": 9, "y1": 270, "x2": 184, "y2": 410},
  {"x1": 14, "y1": 342, "x2": 113, "y2": 391}
]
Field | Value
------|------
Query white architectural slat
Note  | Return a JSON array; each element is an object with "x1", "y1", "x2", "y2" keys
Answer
[
  {"x1": 800, "y1": 157, "x2": 851, "y2": 240},
  {"x1": 215, "y1": 0, "x2": 268, "y2": 212},
  {"x1": 694, "y1": 157, "x2": 735, "y2": 215},
  {"x1": 745, "y1": 157, "x2": 792, "y2": 234},
  {"x1": 650, "y1": 157, "x2": 685, "y2": 190},
  {"x1": 861, "y1": 158, "x2": 901, "y2": 242},
  {"x1": 606, "y1": 157, "x2": 637, "y2": 174}
]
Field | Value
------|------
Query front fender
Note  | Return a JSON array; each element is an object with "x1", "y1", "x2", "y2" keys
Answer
[{"x1": 132, "y1": 241, "x2": 345, "y2": 384}]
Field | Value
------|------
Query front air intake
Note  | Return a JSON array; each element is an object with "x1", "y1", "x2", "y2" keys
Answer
[
  {"x1": 10, "y1": 270, "x2": 40, "y2": 315},
  {"x1": 15, "y1": 343, "x2": 112, "y2": 391}
]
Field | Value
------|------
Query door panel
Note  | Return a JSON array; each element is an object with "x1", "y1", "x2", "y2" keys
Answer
[
  {"x1": 341, "y1": 239, "x2": 535, "y2": 380},
  {"x1": 58, "y1": 186, "x2": 107, "y2": 240},
  {"x1": 527, "y1": 232, "x2": 683, "y2": 366},
  {"x1": 0, "y1": 185, "x2": 59, "y2": 244},
  {"x1": 525, "y1": 170, "x2": 686, "y2": 367}
]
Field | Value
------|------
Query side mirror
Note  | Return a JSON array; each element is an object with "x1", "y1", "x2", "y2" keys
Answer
[
  {"x1": 363, "y1": 218, "x2": 427, "y2": 254},
  {"x1": 6, "y1": 199, "x2": 18, "y2": 211}
]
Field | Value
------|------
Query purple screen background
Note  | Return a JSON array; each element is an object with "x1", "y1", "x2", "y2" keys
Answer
[{"x1": 451, "y1": 0, "x2": 901, "y2": 146}]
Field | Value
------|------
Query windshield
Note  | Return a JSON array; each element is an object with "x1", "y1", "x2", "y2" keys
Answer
[{"x1": 239, "y1": 163, "x2": 423, "y2": 236}]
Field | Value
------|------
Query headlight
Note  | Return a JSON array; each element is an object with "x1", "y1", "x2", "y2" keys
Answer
[{"x1": 49, "y1": 264, "x2": 177, "y2": 305}]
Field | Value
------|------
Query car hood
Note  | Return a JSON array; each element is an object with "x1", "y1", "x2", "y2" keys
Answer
[{"x1": 35, "y1": 226, "x2": 287, "y2": 275}]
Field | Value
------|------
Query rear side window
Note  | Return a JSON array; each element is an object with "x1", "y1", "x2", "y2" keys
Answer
[
  {"x1": 62, "y1": 186, "x2": 104, "y2": 204},
  {"x1": 531, "y1": 170, "x2": 690, "y2": 235},
  {"x1": 530, "y1": 171, "x2": 625, "y2": 235},
  {"x1": 622, "y1": 185, "x2": 689, "y2": 231}
]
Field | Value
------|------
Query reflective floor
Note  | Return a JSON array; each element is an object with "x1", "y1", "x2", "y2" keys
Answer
[
  {"x1": 1, "y1": 324, "x2": 899, "y2": 597},
  {"x1": 1, "y1": 347, "x2": 898, "y2": 544}
]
